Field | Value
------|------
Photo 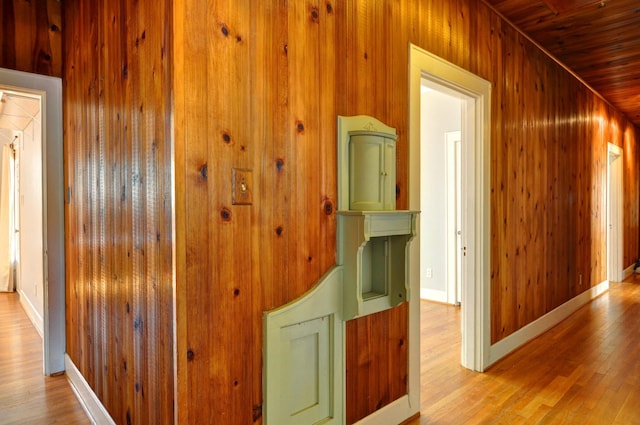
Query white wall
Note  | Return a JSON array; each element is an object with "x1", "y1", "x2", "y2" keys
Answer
[
  {"x1": 0, "y1": 130, "x2": 19, "y2": 215},
  {"x1": 17, "y1": 110, "x2": 45, "y2": 334},
  {"x1": 420, "y1": 86, "x2": 461, "y2": 301}
]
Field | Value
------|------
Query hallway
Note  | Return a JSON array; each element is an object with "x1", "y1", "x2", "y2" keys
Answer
[
  {"x1": 0, "y1": 292, "x2": 88, "y2": 424},
  {"x1": 2, "y1": 276, "x2": 640, "y2": 424},
  {"x1": 412, "y1": 275, "x2": 640, "y2": 424}
]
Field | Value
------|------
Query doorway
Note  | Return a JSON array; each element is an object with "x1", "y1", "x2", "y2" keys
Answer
[
  {"x1": 419, "y1": 84, "x2": 464, "y2": 307},
  {"x1": 0, "y1": 68, "x2": 64, "y2": 376},
  {"x1": 0, "y1": 91, "x2": 43, "y2": 330},
  {"x1": 407, "y1": 44, "x2": 492, "y2": 415},
  {"x1": 607, "y1": 143, "x2": 623, "y2": 282}
]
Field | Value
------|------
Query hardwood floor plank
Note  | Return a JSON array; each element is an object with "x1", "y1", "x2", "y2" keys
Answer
[
  {"x1": 4, "y1": 274, "x2": 640, "y2": 424},
  {"x1": 0, "y1": 293, "x2": 89, "y2": 424},
  {"x1": 410, "y1": 275, "x2": 640, "y2": 424}
]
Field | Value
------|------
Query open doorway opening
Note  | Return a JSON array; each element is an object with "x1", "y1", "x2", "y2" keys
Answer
[
  {"x1": 419, "y1": 76, "x2": 478, "y2": 371},
  {"x1": 407, "y1": 45, "x2": 492, "y2": 415},
  {"x1": 0, "y1": 89, "x2": 44, "y2": 336},
  {"x1": 0, "y1": 68, "x2": 64, "y2": 376},
  {"x1": 607, "y1": 143, "x2": 623, "y2": 282},
  {"x1": 419, "y1": 84, "x2": 464, "y2": 308}
]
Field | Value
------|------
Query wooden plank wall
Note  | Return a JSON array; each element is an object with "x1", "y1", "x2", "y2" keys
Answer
[
  {"x1": 174, "y1": 0, "x2": 639, "y2": 424},
  {"x1": 59, "y1": 0, "x2": 640, "y2": 424},
  {"x1": 0, "y1": 0, "x2": 62, "y2": 77},
  {"x1": 63, "y1": 1, "x2": 174, "y2": 424}
]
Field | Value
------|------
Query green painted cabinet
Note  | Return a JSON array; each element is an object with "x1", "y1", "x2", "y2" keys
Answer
[
  {"x1": 337, "y1": 115, "x2": 418, "y2": 320},
  {"x1": 338, "y1": 210, "x2": 418, "y2": 320},
  {"x1": 348, "y1": 131, "x2": 397, "y2": 211}
]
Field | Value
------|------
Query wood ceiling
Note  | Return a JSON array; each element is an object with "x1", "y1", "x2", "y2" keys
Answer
[{"x1": 484, "y1": 0, "x2": 640, "y2": 128}]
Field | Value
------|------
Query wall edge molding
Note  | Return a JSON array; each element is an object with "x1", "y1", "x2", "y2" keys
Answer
[
  {"x1": 17, "y1": 289, "x2": 43, "y2": 338},
  {"x1": 353, "y1": 394, "x2": 414, "y2": 425},
  {"x1": 488, "y1": 280, "x2": 610, "y2": 367},
  {"x1": 623, "y1": 263, "x2": 636, "y2": 280},
  {"x1": 65, "y1": 354, "x2": 115, "y2": 425}
]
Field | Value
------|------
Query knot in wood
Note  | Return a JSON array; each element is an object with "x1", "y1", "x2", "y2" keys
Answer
[{"x1": 324, "y1": 200, "x2": 334, "y2": 215}]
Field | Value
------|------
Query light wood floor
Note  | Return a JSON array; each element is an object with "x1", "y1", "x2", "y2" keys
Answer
[
  {"x1": 3, "y1": 276, "x2": 640, "y2": 424},
  {"x1": 0, "y1": 292, "x2": 89, "y2": 424},
  {"x1": 408, "y1": 274, "x2": 640, "y2": 425}
]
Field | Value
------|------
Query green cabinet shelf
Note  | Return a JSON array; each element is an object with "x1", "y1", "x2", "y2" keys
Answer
[{"x1": 338, "y1": 210, "x2": 418, "y2": 320}]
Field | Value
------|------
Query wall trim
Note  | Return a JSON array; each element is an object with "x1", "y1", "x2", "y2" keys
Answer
[
  {"x1": 353, "y1": 395, "x2": 412, "y2": 425},
  {"x1": 623, "y1": 263, "x2": 636, "y2": 280},
  {"x1": 420, "y1": 288, "x2": 447, "y2": 303},
  {"x1": 0, "y1": 67, "x2": 65, "y2": 375},
  {"x1": 17, "y1": 289, "x2": 43, "y2": 338},
  {"x1": 488, "y1": 280, "x2": 609, "y2": 366},
  {"x1": 65, "y1": 354, "x2": 115, "y2": 425}
]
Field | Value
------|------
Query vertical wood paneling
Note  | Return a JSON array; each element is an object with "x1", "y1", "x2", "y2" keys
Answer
[
  {"x1": 318, "y1": 1, "x2": 338, "y2": 284},
  {"x1": 210, "y1": 1, "x2": 254, "y2": 422},
  {"x1": 249, "y1": 3, "x2": 291, "y2": 420},
  {"x1": 64, "y1": 0, "x2": 640, "y2": 424},
  {"x1": 624, "y1": 123, "x2": 640, "y2": 268},
  {"x1": 171, "y1": 0, "x2": 639, "y2": 423},
  {"x1": 0, "y1": 0, "x2": 62, "y2": 77},
  {"x1": 63, "y1": 0, "x2": 174, "y2": 423}
]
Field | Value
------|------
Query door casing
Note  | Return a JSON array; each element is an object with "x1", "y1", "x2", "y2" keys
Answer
[
  {"x1": 607, "y1": 142, "x2": 623, "y2": 282},
  {"x1": 0, "y1": 67, "x2": 65, "y2": 375}
]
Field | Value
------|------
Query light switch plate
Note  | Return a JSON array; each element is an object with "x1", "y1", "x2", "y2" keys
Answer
[{"x1": 232, "y1": 168, "x2": 253, "y2": 205}]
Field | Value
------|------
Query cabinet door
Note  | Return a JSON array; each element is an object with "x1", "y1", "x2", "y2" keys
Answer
[
  {"x1": 383, "y1": 139, "x2": 396, "y2": 210},
  {"x1": 349, "y1": 134, "x2": 385, "y2": 210}
]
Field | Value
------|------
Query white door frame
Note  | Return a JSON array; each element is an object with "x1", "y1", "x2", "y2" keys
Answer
[
  {"x1": 445, "y1": 131, "x2": 462, "y2": 306},
  {"x1": 353, "y1": 44, "x2": 492, "y2": 425},
  {"x1": 0, "y1": 67, "x2": 65, "y2": 375},
  {"x1": 607, "y1": 142, "x2": 623, "y2": 282},
  {"x1": 409, "y1": 44, "x2": 491, "y2": 377}
]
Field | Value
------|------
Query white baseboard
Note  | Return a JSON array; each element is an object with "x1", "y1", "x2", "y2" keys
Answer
[
  {"x1": 17, "y1": 290, "x2": 43, "y2": 338},
  {"x1": 420, "y1": 288, "x2": 447, "y2": 303},
  {"x1": 488, "y1": 280, "x2": 609, "y2": 367},
  {"x1": 353, "y1": 394, "x2": 418, "y2": 425},
  {"x1": 65, "y1": 354, "x2": 115, "y2": 425},
  {"x1": 624, "y1": 264, "x2": 636, "y2": 279}
]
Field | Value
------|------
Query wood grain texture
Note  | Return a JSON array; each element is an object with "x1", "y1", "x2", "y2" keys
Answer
[
  {"x1": 62, "y1": 0, "x2": 640, "y2": 424},
  {"x1": 485, "y1": 0, "x2": 640, "y2": 128},
  {"x1": 0, "y1": 0, "x2": 62, "y2": 77},
  {"x1": 63, "y1": 0, "x2": 174, "y2": 423},
  {"x1": 172, "y1": 0, "x2": 640, "y2": 423}
]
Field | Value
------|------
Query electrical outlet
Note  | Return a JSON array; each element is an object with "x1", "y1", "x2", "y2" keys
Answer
[
  {"x1": 426, "y1": 268, "x2": 433, "y2": 278},
  {"x1": 232, "y1": 168, "x2": 253, "y2": 205}
]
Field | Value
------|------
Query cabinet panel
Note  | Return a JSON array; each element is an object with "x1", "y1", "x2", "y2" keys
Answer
[
  {"x1": 263, "y1": 267, "x2": 344, "y2": 425},
  {"x1": 348, "y1": 133, "x2": 396, "y2": 211},
  {"x1": 383, "y1": 140, "x2": 396, "y2": 210},
  {"x1": 349, "y1": 135, "x2": 385, "y2": 210}
]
